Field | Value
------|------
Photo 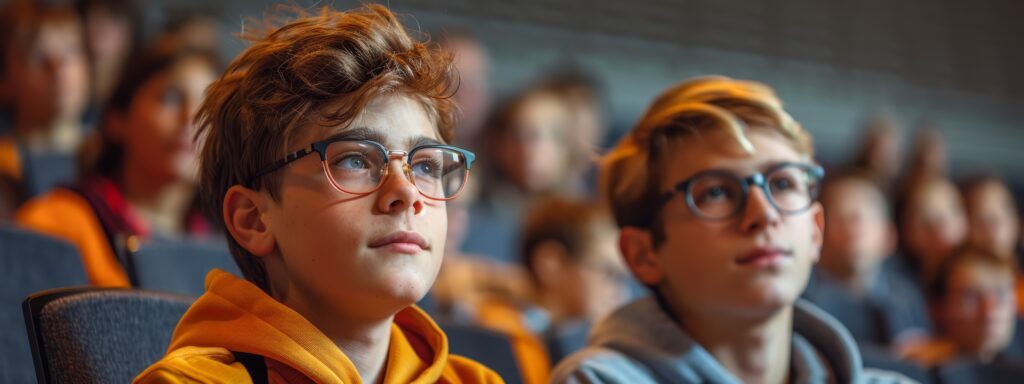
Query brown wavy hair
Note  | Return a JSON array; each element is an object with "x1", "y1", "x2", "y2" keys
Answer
[{"x1": 195, "y1": 4, "x2": 457, "y2": 291}]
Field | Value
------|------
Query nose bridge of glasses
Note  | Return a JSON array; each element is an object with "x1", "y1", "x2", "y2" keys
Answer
[
  {"x1": 742, "y1": 172, "x2": 781, "y2": 211},
  {"x1": 382, "y1": 150, "x2": 414, "y2": 181}
]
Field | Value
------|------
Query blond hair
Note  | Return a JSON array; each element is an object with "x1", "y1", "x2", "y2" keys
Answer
[{"x1": 600, "y1": 76, "x2": 813, "y2": 232}]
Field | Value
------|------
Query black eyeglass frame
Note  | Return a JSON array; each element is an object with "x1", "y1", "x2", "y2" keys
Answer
[{"x1": 658, "y1": 162, "x2": 825, "y2": 221}]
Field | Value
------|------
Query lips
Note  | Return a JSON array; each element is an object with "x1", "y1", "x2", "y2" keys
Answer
[
  {"x1": 736, "y1": 247, "x2": 792, "y2": 266},
  {"x1": 368, "y1": 231, "x2": 429, "y2": 253}
]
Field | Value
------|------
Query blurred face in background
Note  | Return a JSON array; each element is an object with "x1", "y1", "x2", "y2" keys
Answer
[
  {"x1": 940, "y1": 255, "x2": 1017, "y2": 361},
  {"x1": 113, "y1": 56, "x2": 216, "y2": 186},
  {"x1": 446, "y1": 36, "x2": 491, "y2": 147},
  {"x1": 533, "y1": 220, "x2": 631, "y2": 321},
  {"x1": 903, "y1": 178, "x2": 967, "y2": 276},
  {"x1": 821, "y1": 178, "x2": 895, "y2": 278},
  {"x1": 84, "y1": 5, "x2": 134, "y2": 103},
  {"x1": 964, "y1": 180, "x2": 1020, "y2": 259},
  {"x1": 5, "y1": 17, "x2": 89, "y2": 129},
  {"x1": 496, "y1": 91, "x2": 573, "y2": 194}
]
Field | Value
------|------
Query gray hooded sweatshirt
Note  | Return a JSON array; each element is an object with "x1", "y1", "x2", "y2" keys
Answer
[{"x1": 551, "y1": 297, "x2": 913, "y2": 383}]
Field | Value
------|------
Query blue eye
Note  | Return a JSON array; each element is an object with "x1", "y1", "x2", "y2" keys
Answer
[
  {"x1": 412, "y1": 159, "x2": 442, "y2": 178},
  {"x1": 337, "y1": 155, "x2": 370, "y2": 170},
  {"x1": 771, "y1": 178, "x2": 793, "y2": 191}
]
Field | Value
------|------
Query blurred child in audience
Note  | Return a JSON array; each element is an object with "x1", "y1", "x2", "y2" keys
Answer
[
  {"x1": 474, "y1": 197, "x2": 631, "y2": 383},
  {"x1": 804, "y1": 168, "x2": 932, "y2": 346},
  {"x1": 15, "y1": 37, "x2": 219, "y2": 287},
  {"x1": 441, "y1": 31, "x2": 492, "y2": 151},
  {"x1": 552, "y1": 76, "x2": 902, "y2": 383},
  {"x1": 542, "y1": 66, "x2": 608, "y2": 192},
  {"x1": 134, "y1": 5, "x2": 499, "y2": 383},
  {"x1": 0, "y1": 0, "x2": 91, "y2": 195},
  {"x1": 849, "y1": 114, "x2": 902, "y2": 193},
  {"x1": 76, "y1": 0, "x2": 139, "y2": 109},
  {"x1": 463, "y1": 85, "x2": 580, "y2": 262},
  {"x1": 895, "y1": 176, "x2": 968, "y2": 288},
  {"x1": 961, "y1": 175, "x2": 1024, "y2": 316},
  {"x1": 903, "y1": 246, "x2": 1023, "y2": 366},
  {"x1": 962, "y1": 176, "x2": 1020, "y2": 262}
]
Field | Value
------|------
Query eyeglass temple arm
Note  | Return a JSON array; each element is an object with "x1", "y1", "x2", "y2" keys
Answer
[{"x1": 249, "y1": 148, "x2": 314, "y2": 184}]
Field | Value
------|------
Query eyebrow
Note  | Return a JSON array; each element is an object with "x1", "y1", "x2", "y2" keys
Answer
[{"x1": 320, "y1": 127, "x2": 443, "y2": 149}]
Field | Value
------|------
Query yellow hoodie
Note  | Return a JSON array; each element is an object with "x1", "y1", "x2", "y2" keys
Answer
[{"x1": 134, "y1": 269, "x2": 503, "y2": 384}]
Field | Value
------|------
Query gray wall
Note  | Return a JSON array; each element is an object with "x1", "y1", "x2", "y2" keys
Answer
[{"x1": 150, "y1": 0, "x2": 1024, "y2": 184}]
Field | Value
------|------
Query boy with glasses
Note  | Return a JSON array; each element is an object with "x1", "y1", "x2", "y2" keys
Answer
[
  {"x1": 551, "y1": 76, "x2": 905, "y2": 383},
  {"x1": 134, "y1": 5, "x2": 499, "y2": 383}
]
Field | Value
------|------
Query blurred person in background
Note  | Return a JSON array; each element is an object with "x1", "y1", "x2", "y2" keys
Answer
[
  {"x1": 0, "y1": 0, "x2": 91, "y2": 197},
  {"x1": 961, "y1": 175, "x2": 1020, "y2": 262},
  {"x1": 472, "y1": 197, "x2": 632, "y2": 383},
  {"x1": 440, "y1": 31, "x2": 492, "y2": 152},
  {"x1": 163, "y1": 9, "x2": 223, "y2": 55},
  {"x1": 803, "y1": 168, "x2": 932, "y2": 348},
  {"x1": 899, "y1": 124, "x2": 947, "y2": 197},
  {"x1": 540, "y1": 64, "x2": 608, "y2": 198},
  {"x1": 894, "y1": 176, "x2": 968, "y2": 291},
  {"x1": 463, "y1": 84, "x2": 581, "y2": 263},
  {"x1": 76, "y1": 0, "x2": 139, "y2": 111},
  {"x1": 15, "y1": 36, "x2": 219, "y2": 287},
  {"x1": 961, "y1": 175, "x2": 1024, "y2": 316},
  {"x1": 849, "y1": 114, "x2": 902, "y2": 194},
  {"x1": 902, "y1": 246, "x2": 1023, "y2": 367}
]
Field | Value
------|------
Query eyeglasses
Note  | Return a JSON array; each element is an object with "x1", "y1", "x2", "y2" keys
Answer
[
  {"x1": 250, "y1": 138, "x2": 476, "y2": 201},
  {"x1": 659, "y1": 162, "x2": 824, "y2": 221}
]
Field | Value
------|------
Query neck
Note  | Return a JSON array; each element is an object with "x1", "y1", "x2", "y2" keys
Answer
[
  {"x1": 120, "y1": 162, "x2": 193, "y2": 236},
  {"x1": 672, "y1": 301, "x2": 794, "y2": 384},
  {"x1": 820, "y1": 258, "x2": 878, "y2": 297},
  {"x1": 274, "y1": 279, "x2": 394, "y2": 383}
]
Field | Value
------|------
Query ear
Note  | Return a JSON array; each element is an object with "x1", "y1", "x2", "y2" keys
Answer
[
  {"x1": 810, "y1": 202, "x2": 825, "y2": 264},
  {"x1": 619, "y1": 226, "x2": 663, "y2": 286},
  {"x1": 223, "y1": 185, "x2": 276, "y2": 257},
  {"x1": 530, "y1": 240, "x2": 570, "y2": 290}
]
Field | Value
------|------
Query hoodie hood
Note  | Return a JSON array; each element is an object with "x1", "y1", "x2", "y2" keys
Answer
[
  {"x1": 166, "y1": 269, "x2": 454, "y2": 384},
  {"x1": 586, "y1": 296, "x2": 863, "y2": 383}
]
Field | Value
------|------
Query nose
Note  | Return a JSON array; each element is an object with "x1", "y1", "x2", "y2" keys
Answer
[
  {"x1": 374, "y1": 154, "x2": 424, "y2": 215},
  {"x1": 739, "y1": 185, "x2": 782, "y2": 233}
]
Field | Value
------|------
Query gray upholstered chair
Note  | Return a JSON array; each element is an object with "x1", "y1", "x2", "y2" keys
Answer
[{"x1": 22, "y1": 287, "x2": 192, "y2": 384}]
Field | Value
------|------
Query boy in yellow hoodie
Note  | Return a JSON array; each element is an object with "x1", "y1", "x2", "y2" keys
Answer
[{"x1": 134, "y1": 5, "x2": 500, "y2": 384}]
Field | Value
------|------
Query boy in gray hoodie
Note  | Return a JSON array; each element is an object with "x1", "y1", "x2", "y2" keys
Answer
[{"x1": 551, "y1": 76, "x2": 909, "y2": 384}]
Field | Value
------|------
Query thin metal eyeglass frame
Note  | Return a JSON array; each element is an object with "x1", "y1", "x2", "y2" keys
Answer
[{"x1": 249, "y1": 138, "x2": 476, "y2": 201}]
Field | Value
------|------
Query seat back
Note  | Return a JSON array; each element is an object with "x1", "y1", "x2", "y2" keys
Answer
[
  {"x1": 23, "y1": 287, "x2": 192, "y2": 384},
  {"x1": 133, "y1": 239, "x2": 240, "y2": 297},
  {"x1": 0, "y1": 226, "x2": 87, "y2": 383},
  {"x1": 936, "y1": 359, "x2": 1024, "y2": 384},
  {"x1": 440, "y1": 320, "x2": 524, "y2": 384}
]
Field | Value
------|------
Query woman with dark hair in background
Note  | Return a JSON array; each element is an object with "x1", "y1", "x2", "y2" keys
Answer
[{"x1": 15, "y1": 36, "x2": 219, "y2": 287}]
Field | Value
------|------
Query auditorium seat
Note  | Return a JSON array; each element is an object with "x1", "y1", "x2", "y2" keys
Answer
[{"x1": 22, "y1": 287, "x2": 191, "y2": 384}]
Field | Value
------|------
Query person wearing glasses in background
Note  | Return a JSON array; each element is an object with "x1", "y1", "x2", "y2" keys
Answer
[
  {"x1": 551, "y1": 76, "x2": 908, "y2": 383},
  {"x1": 134, "y1": 5, "x2": 500, "y2": 383}
]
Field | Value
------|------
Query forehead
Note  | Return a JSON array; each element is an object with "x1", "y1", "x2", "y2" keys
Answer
[
  {"x1": 949, "y1": 259, "x2": 1015, "y2": 290},
  {"x1": 659, "y1": 127, "x2": 804, "y2": 188},
  {"x1": 913, "y1": 180, "x2": 961, "y2": 212},
  {"x1": 292, "y1": 93, "x2": 440, "y2": 150}
]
